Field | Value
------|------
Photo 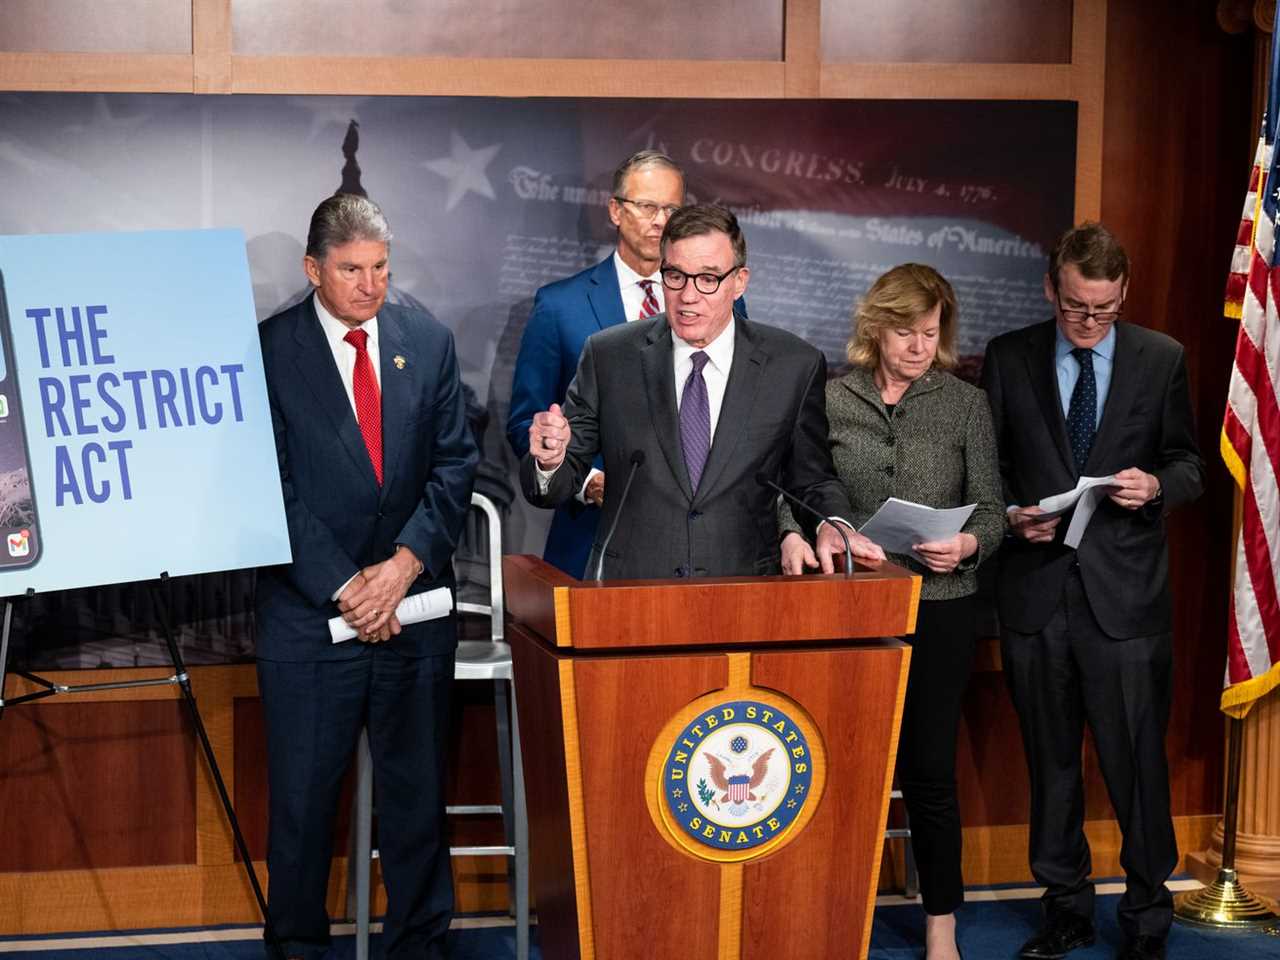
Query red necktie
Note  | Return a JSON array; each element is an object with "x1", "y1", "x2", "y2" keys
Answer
[
  {"x1": 343, "y1": 328, "x2": 383, "y2": 485},
  {"x1": 639, "y1": 279, "x2": 661, "y2": 320}
]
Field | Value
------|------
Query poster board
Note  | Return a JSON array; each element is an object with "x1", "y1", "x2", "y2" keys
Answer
[{"x1": 0, "y1": 228, "x2": 290, "y2": 596}]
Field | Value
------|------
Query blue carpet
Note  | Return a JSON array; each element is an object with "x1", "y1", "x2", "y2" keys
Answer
[
  {"x1": 875, "y1": 895, "x2": 1278, "y2": 959},
  {"x1": 2, "y1": 895, "x2": 1277, "y2": 958}
]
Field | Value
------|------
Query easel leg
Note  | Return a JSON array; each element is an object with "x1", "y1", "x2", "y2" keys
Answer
[
  {"x1": 0, "y1": 600, "x2": 12, "y2": 721},
  {"x1": 151, "y1": 575, "x2": 287, "y2": 960}
]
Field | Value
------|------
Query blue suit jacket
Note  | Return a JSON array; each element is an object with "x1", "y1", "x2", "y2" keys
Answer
[
  {"x1": 507, "y1": 255, "x2": 747, "y2": 578},
  {"x1": 256, "y1": 295, "x2": 479, "y2": 661},
  {"x1": 507, "y1": 256, "x2": 625, "y2": 577}
]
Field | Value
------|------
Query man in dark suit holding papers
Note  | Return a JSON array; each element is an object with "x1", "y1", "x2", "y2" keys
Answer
[
  {"x1": 981, "y1": 223, "x2": 1202, "y2": 960},
  {"x1": 520, "y1": 203, "x2": 880, "y2": 580},
  {"x1": 256, "y1": 193, "x2": 478, "y2": 959}
]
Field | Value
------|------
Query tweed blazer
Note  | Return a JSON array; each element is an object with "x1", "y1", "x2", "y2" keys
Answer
[{"x1": 780, "y1": 365, "x2": 1005, "y2": 599}]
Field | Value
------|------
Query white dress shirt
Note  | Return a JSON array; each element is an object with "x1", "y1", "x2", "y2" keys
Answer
[
  {"x1": 614, "y1": 250, "x2": 665, "y2": 322},
  {"x1": 314, "y1": 292, "x2": 381, "y2": 415},
  {"x1": 672, "y1": 319, "x2": 734, "y2": 440},
  {"x1": 314, "y1": 292, "x2": 381, "y2": 599}
]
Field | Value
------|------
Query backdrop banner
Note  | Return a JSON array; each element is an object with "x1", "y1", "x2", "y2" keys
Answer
[{"x1": 0, "y1": 93, "x2": 1075, "y2": 666}]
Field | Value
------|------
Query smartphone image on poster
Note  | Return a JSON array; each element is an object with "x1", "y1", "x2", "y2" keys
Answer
[{"x1": 0, "y1": 270, "x2": 40, "y2": 568}]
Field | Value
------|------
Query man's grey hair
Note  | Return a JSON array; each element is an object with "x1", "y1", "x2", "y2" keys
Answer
[
  {"x1": 305, "y1": 193, "x2": 392, "y2": 261},
  {"x1": 610, "y1": 149, "x2": 684, "y2": 197}
]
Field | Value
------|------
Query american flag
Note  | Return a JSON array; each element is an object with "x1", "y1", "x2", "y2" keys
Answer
[{"x1": 1221, "y1": 26, "x2": 1280, "y2": 718}]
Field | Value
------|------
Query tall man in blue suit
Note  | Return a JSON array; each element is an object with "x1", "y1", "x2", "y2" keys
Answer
[
  {"x1": 256, "y1": 193, "x2": 478, "y2": 960},
  {"x1": 506, "y1": 150, "x2": 685, "y2": 576}
]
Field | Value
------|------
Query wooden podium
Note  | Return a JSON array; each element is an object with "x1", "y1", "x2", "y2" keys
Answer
[{"x1": 504, "y1": 555, "x2": 920, "y2": 960}]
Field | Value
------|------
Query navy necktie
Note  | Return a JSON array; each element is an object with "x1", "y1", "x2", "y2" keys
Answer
[
  {"x1": 1067, "y1": 346, "x2": 1096, "y2": 474},
  {"x1": 680, "y1": 351, "x2": 711, "y2": 491}
]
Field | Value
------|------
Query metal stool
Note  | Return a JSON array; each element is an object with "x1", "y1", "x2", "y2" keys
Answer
[
  {"x1": 885, "y1": 786, "x2": 919, "y2": 898},
  {"x1": 346, "y1": 492, "x2": 529, "y2": 960}
]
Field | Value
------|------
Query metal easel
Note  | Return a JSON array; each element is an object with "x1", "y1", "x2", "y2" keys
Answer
[{"x1": 0, "y1": 574, "x2": 287, "y2": 960}]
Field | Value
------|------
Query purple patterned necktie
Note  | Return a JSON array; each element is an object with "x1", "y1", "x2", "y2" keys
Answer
[{"x1": 681, "y1": 351, "x2": 711, "y2": 491}]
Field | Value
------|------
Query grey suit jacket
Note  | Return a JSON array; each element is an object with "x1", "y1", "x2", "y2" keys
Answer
[
  {"x1": 520, "y1": 315, "x2": 853, "y2": 580},
  {"x1": 981, "y1": 319, "x2": 1204, "y2": 638}
]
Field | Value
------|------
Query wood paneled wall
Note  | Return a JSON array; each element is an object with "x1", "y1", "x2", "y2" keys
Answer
[
  {"x1": 0, "y1": 0, "x2": 1256, "y2": 933},
  {"x1": 0, "y1": 662, "x2": 513, "y2": 932},
  {"x1": 1098, "y1": 0, "x2": 1252, "y2": 824},
  {"x1": 0, "y1": 701, "x2": 196, "y2": 872}
]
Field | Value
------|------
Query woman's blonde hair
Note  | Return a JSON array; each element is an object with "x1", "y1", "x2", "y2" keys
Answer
[{"x1": 846, "y1": 263, "x2": 958, "y2": 370}]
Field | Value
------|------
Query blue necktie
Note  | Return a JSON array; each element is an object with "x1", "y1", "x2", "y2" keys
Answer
[
  {"x1": 1067, "y1": 347, "x2": 1096, "y2": 474},
  {"x1": 680, "y1": 351, "x2": 711, "y2": 491}
]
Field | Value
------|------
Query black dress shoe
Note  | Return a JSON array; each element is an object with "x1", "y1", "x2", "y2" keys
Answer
[
  {"x1": 1017, "y1": 912, "x2": 1096, "y2": 959},
  {"x1": 1117, "y1": 935, "x2": 1166, "y2": 960}
]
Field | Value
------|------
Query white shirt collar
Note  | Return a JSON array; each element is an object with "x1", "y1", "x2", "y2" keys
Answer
[
  {"x1": 613, "y1": 249, "x2": 661, "y2": 287},
  {"x1": 313, "y1": 290, "x2": 379, "y2": 347},
  {"x1": 672, "y1": 317, "x2": 736, "y2": 373}
]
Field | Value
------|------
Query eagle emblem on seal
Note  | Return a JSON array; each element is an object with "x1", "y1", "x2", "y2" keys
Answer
[
  {"x1": 704, "y1": 748, "x2": 774, "y2": 805},
  {"x1": 660, "y1": 698, "x2": 817, "y2": 857}
]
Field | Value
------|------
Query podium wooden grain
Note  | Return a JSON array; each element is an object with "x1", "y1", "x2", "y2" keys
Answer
[{"x1": 504, "y1": 555, "x2": 919, "y2": 960}]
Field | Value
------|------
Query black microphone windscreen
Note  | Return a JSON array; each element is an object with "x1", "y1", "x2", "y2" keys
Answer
[
  {"x1": 755, "y1": 471, "x2": 773, "y2": 487},
  {"x1": 630, "y1": 449, "x2": 646, "y2": 466}
]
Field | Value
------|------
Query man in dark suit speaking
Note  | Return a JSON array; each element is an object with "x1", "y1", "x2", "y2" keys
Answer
[
  {"x1": 256, "y1": 194, "x2": 478, "y2": 959},
  {"x1": 507, "y1": 150, "x2": 686, "y2": 578},
  {"x1": 982, "y1": 223, "x2": 1203, "y2": 960},
  {"x1": 521, "y1": 203, "x2": 881, "y2": 579}
]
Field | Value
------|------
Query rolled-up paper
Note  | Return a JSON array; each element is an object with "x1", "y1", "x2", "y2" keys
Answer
[{"x1": 329, "y1": 586, "x2": 454, "y2": 643}]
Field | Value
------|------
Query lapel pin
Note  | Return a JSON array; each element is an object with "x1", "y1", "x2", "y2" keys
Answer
[{"x1": 393, "y1": 355, "x2": 407, "y2": 370}]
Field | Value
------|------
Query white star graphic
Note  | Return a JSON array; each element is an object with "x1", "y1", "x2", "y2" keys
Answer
[{"x1": 423, "y1": 131, "x2": 501, "y2": 211}]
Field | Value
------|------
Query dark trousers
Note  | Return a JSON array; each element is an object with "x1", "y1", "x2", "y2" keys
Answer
[
  {"x1": 1001, "y1": 567, "x2": 1176, "y2": 939},
  {"x1": 897, "y1": 595, "x2": 977, "y2": 916},
  {"x1": 257, "y1": 647, "x2": 456, "y2": 960}
]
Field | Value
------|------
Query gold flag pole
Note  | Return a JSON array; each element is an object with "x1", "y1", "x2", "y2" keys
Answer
[
  {"x1": 1180, "y1": 1, "x2": 1280, "y2": 934},
  {"x1": 1173, "y1": 715, "x2": 1280, "y2": 930}
]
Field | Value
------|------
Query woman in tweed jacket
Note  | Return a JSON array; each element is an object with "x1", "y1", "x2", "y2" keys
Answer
[{"x1": 779, "y1": 263, "x2": 1004, "y2": 960}]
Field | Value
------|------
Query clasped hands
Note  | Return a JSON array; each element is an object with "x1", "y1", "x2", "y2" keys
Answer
[
  {"x1": 337, "y1": 545, "x2": 422, "y2": 643},
  {"x1": 1009, "y1": 466, "x2": 1160, "y2": 543}
]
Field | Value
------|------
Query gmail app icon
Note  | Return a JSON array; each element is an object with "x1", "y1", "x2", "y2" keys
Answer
[{"x1": 7, "y1": 528, "x2": 30, "y2": 557}]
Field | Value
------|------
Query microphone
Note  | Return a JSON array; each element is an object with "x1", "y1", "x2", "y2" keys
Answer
[
  {"x1": 756, "y1": 472, "x2": 855, "y2": 576},
  {"x1": 592, "y1": 450, "x2": 646, "y2": 581}
]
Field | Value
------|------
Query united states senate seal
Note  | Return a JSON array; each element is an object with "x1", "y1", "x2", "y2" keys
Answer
[{"x1": 653, "y1": 696, "x2": 824, "y2": 862}]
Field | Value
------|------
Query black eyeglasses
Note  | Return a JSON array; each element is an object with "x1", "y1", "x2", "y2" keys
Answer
[
  {"x1": 660, "y1": 264, "x2": 742, "y2": 295},
  {"x1": 1055, "y1": 294, "x2": 1124, "y2": 325},
  {"x1": 613, "y1": 196, "x2": 682, "y2": 221}
]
